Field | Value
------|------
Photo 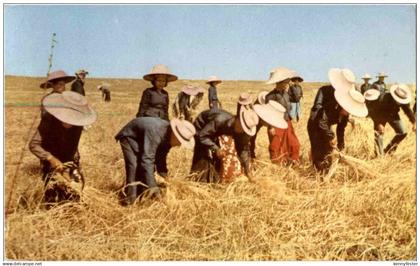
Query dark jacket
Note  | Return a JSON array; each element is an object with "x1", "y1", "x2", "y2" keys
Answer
[
  {"x1": 372, "y1": 80, "x2": 387, "y2": 94},
  {"x1": 136, "y1": 87, "x2": 169, "y2": 120},
  {"x1": 265, "y1": 88, "x2": 291, "y2": 121},
  {"x1": 308, "y1": 85, "x2": 348, "y2": 150},
  {"x1": 360, "y1": 83, "x2": 372, "y2": 94},
  {"x1": 71, "y1": 78, "x2": 86, "y2": 96},
  {"x1": 288, "y1": 84, "x2": 303, "y2": 103},
  {"x1": 115, "y1": 117, "x2": 171, "y2": 181},
  {"x1": 29, "y1": 112, "x2": 83, "y2": 163},
  {"x1": 208, "y1": 86, "x2": 219, "y2": 109},
  {"x1": 194, "y1": 109, "x2": 251, "y2": 176},
  {"x1": 369, "y1": 92, "x2": 416, "y2": 124}
]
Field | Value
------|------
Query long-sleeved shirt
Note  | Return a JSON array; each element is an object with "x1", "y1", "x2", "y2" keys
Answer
[
  {"x1": 29, "y1": 112, "x2": 83, "y2": 162},
  {"x1": 115, "y1": 117, "x2": 171, "y2": 180},
  {"x1": 288, "y1": 84, "x2": 303, "y2": 103},
  {"x1": 308, "y1": 85, "x2": 348, "y2": 149},
  {"x1": 370, "y1": 92, "x2": 416, "y2": 124},
  {"x1": 194, "y1": 109, "x2": 251, "y2": 176},
  {"x1": 136, "y1": 87, "x2": 169, "y2": 120},
  {"x1": 71, "y1": 78, "x2": 86, "y2": 96},
  {"x1": 208, "y1": 86, "x2": 219, "y2": 109},
  {"x1": 265, "y1": 88, "x2": 291, "y2": 121}
]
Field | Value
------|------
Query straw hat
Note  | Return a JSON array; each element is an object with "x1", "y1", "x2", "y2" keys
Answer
[
  {"x1": 334, "y1": 88, "x2": 368, "y2": 118},
  {"x1": 42, "y1": 91, "x2": 97, "y2": 126},
  {"x1": 97, "y1": 83, "x2": 111, "y2": 90},
  {"x1": 170, "y1": 118, "x2": 196, "y2": 149},
  {"x1": 75, "y1": 69, "x2": 89, "y2": 76},
  {"x1": 361, "y1": 73, "x2": 371, "y2": 80},
  {"x1": 266, "y1": 67, "x2": 295, "y2": 85},
  {"x1": 328, "y1": 68, "x2": 356, "y2": 92},
  {"x1": 238, "y1": 92, "x2": 253, "y2": 105},
  {"x1": 257, "y1": 91, "x2": 269, "y2": 104},
  {"x1": 239, "y1": 105, "x2": 259, "y2": 136},
  {"x1": 376, "y1": 72, "x2": 388, "y2": 78},
  {"x1": 253, "y1": 100, "x2": 288, "y2": 129},
  {"x1": 143, "y1": 64, "x2": 178, "y2": 82},
  {"x1": 363, "y1": 89, "x2": 380, "y2": 101},
  {"x1": 40, "y1": 70, "x2": 75, "y2": 89},
  {"x1": 290, "y1": 70, "x2": 304, "y2": 82},
  {"x1": 390, "y1": 83, "x2": 412, "y2": 104},
  {"x1": 181, "y1": 84, "x2": 204, "y2": 96},
  {"x1": 206, "y1": 76, "x2": 222, "y2": 85}
]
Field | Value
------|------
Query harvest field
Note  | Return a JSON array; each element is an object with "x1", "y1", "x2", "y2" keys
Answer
[{"x1": 4, "y1": 75, "x2": 416, "y2": 260}]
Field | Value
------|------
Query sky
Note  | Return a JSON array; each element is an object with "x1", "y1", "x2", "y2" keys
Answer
[{"x1": 4, "y1": 4, "x2": 416, "y2": 83}]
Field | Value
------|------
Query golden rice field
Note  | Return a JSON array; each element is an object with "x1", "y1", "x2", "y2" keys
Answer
[{"x1": 4, "y1": 75, "x2": 416, "y2": 260}]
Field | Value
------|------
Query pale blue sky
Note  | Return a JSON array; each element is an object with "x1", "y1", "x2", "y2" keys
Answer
[{"x1": 4, "y1": 4, "x2": 416, "y2": 82}]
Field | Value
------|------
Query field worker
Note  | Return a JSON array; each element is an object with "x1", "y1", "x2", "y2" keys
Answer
[
  {"x1": 71, "y1": 69, "x2": 89, "y2": 96},
  {"x1": 97, "y1": 83, "x2": 111, "y2": 102},
  {"x1": 29, "y1": 91, "x2": 96, "y2": 197},
  {"x1": 249, "y1": 91, "x2": 269, "y2": 159},
  {"x1": 264, "y1": 67, "x2": 300, "y2": 165},
  {"x1": 359, "y1": 74, "x2": 372, "y2": 94},
  {"x1": 288, "y1": 73, "x2": 304, "y2": 122},
  {"x1": 115, "y1": 117, "x2": 195, "y2": 205},
  {"x1": 372, "y1": 72, "x2": 388, "y2": 94},
  {"x1": 307, "y1": 68, "x2": 368, "y2": 172},
  {"x1": 136, "y1": 64, "x2": 177, "y2": 120},
  {"x1": 39, "y1": 70, "x2": 75, "y2": 116},
  {"x1": 172, "y1": 84, "x2": 205, "y2": 122},
  {"x1": 366, "y1": 84, "x2": 416, "y2": 156},
  {"x1": 207, "y1": 75, "x2": 222, "y2": 109},
  {"x1": 190, "y1": 100, "x2": 259, "y2": 183}
]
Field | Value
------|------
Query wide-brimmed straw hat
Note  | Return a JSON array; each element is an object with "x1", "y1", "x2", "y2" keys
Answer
[
  {"x1": 143, "y1": 64, "x2": 178, "y2": 82},
  {"x1": 206, "y1": 76, "x2": 222, "y2": 85},
  {"x1": 361, "y1": 73, "x2": 372, "y2": 80},
  {"x1": 334, "y1": 88, "x2": 368, "y2": 118},
  {"x1": 363, "y1": 89, "x2": 380, "y2": 101},
  {"x1": 290, "y1": 70, "x2": 304, "y2": 82},
  {"x1": 170, "y1": 118, "x2": 196, "y2": 149},
  {"x1": 75, "y1": 69, "x2": 89, "y2": 76},
  {"x1": 257, "y1": 91, "x2": 269, "y2": 104},
  {"x1": 376, "y1": 72, "x2": 388, "y2": 78},
  {"x1": 40, "y1": 70, "x2": 75, "y2": 89},
  {"x1": 239, "y1": 105, "x2": 259, "y2": 136},
  {"x1": 238, "y1": 92, "x2": 253, "y2": 105},
  {"x1": 390, "y1": 83, "x2": 412, "y2": 104},
  {"x1": 253, "y1": 100, "x2": 288, "y2": 129},
  {"x1": 266, "y1": 67, "x2": 295, "y2": 85},
  {"x1": 181, "y1": 84, "x2": 204, "y2": 96},
  {"x1": 328, "y1": 68, "x2": 356, "y2": 92},
  {"x1": 42, "y1": 91, "x2": 97, "y2": 126},
  {"x1": 97, "y1": 83, "x2": 111, "y2": 90}
]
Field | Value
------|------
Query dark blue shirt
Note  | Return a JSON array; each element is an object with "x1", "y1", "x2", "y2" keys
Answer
[
  {"x1": 208, "y1": 86, "x2": 219, "y2": 108},
  {"x1": 265, "y1": 88, "x2": 291, "y2": 121},
  {"x1": 136, "y1": 87, "x2": 169, "y2": 120},
  {"x1": 115, "y1": 117, "x2": 171, "y2": 182},
  {"x1": 360, "y1": 83, "x2": 372, "y2": 94},
  {"x1": 372, "y1": 81, "x2": 387, "y2": 94}
]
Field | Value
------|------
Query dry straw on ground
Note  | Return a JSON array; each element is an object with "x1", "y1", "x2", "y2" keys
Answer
[{"x1": 4, "y1": 76, "x2": 416, "y2": 260}]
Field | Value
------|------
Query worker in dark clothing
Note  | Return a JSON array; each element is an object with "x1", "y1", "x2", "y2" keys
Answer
[
  {"x1": 136, "y1": 64, "x2": 177, "y2": 120},
  {"x1": 115, "y1": 117, "x2": 195, "y2": 205},
  {"x1": 71, "y1": 69, "x2": 89, "y2": 96},
  {"x1": 288, "y1": 75, "x2": 304, "y2": 122},
  {"x1": 98, "y1": 83, "x2": 111, "y2": 102},
  {"x1": 29, "y1": 91, "x2": 97, "y2": 202},
  {"x1": 172, "y1": 84, "x2": 205, "y2": 122},
  {"x1": 206, "y1": 76, "x2": 222, "y2": 109},
  {"x1": 371, "y1": 72, "x2": 388, "y2": 94},
  {"x1": 307, "y1": 68, "x2": 368, "y2": 172},
  {"x1": 359, "y1": 74, "x2": 372, "y2": 94},
  {"x1": 190, "y1": 105, "x2": 259, "y2": 183},
  {"x1": 368, "y1": 84, "x2": 416, "y2": 156}
]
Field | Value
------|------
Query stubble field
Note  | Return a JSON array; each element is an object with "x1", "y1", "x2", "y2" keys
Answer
[{"x1": 4, "y1": 75, "x2": 417, "y2": 260}]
